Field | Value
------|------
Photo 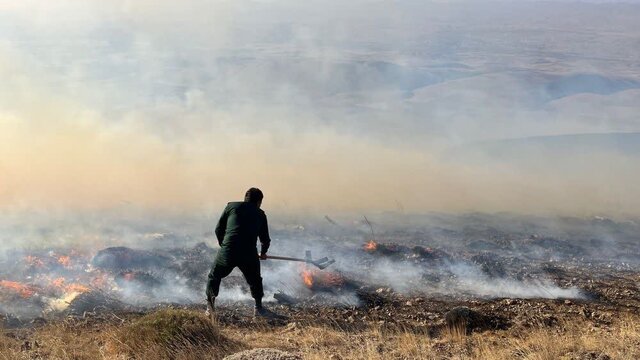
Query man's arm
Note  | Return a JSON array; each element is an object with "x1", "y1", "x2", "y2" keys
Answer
[
  {"x1": 214, "y1": 205, "x2": 229, "y2": 246},
  {"x1": 258, "y1": 211, "x2": 271, "y2": 258}
]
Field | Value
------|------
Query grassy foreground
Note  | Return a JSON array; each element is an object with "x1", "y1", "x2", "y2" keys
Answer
[{"x1": 1, "y1": 309, "x2": 639, "y2": 359}]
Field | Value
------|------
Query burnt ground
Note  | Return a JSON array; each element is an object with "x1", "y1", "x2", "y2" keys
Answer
[
  {"x1": 173, "y1": 261, "x2": 640, "y2": 336},
  {"x1": 1, "y1": 213, "x2": 639, "y2": 358},
  {"x1": 2, "y1": 272, "x2": 639, "y2": 359}
]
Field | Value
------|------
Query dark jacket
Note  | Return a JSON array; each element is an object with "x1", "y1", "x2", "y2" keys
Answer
[{"x1": 215, "y1": 201, "x2": 271, "y2": 257}]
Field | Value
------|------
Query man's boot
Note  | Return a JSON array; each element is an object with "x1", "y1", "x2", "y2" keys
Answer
[
  {"x1": 205, "y1": 295, "x2": 216, "y2": 321},
  {"x1": 254, "y1": 305, "x2": 280, "y2": 319}
]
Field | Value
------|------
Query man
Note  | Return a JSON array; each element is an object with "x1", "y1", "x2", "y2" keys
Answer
[{"x1": 206, "y1": 187, "x2": 277, "y2": 318}]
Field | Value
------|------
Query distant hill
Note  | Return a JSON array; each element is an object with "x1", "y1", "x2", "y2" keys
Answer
[
  {"x1": 543, "y1": 74, "x2": 640, "y2": 102},
  {"x1": 448, "y1": 132, "x2": 640, "y2": 163}
]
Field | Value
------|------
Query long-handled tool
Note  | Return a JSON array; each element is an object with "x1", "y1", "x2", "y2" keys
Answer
[{"x1": 263, "y1": 250, "x2": 335, "y2": 270}]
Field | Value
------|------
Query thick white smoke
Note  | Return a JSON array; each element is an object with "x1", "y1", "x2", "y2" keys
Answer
[{"x1": 0, "y1": 0, "x2": 639, "y2": 216}]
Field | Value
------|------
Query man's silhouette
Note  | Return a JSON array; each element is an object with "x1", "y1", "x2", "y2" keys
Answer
[{"x1": 206, "y1": 188, "x2": 277, "y2": 318}]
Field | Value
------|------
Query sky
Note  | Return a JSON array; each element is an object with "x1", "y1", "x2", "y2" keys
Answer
[{"x1": 1, "y1": 0, "x2": 639, "y2": 216}]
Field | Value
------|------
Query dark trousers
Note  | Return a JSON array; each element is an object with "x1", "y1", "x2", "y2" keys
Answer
[{"x1": 206, "y1": 252, "x2": 264, "y2": 300}]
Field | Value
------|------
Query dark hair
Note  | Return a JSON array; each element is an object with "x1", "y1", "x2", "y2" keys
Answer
[{"x1": 244, "y1": 187, "x2": 264, "y2": 203}]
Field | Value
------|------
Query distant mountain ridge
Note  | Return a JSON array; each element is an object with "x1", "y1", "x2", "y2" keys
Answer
[
  {"x1": 448, "y1": 132, "x2": 640, "y2": 162},
  {"x1": 543, "y1": 74, "x2": 640, "y2": 102}
]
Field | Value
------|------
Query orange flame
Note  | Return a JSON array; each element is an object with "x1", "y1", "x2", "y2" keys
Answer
[
  {"x1": 47, "y1": 277, "x2": 90, "y2": 294},
  {"x1": 57, "y1": 255, "x2": 72, "y2": 268},
  {"x1": 302, "y1": 269, "x2": 313, "y2": 287},
  {"x1": 90, "y1": 273, "x2": 109, "y2": 289},
  {"x1": 300, "y1": 268, "x2": 345, "y2": 289},
  {"x1": 364, "y1": 240, "x2": 378, "y2": 251},
  {"x1": 66, "y1": 283, "x2": 90, "y2": 293},
  {"x1": 52, "y1": 277, "x2": 66, "y2": 288},
  {"x1": 0, "y1": 280, "x2": 36, "y2": 298},
  {"x1": 25, "y1": 256, "x2": 44, "y2": 268}
]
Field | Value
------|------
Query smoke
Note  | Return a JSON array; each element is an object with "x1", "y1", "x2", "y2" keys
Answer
[
  {"x1": 443, "y1": 261, "x2": 583, "y2": 299},
  {"x1": 340, "y1": 255, "x2": 583, "y2": 300},
  {"x1": 2, "y1": 211, "x2": 622, "y2": 319},
  {"x1": 0, "y1": 0, "x2": 639, "y2": 217},
  {"x1": 243, "y1": 232, "x2": 587, "y2": 302},
  {"x1": 118, "y1": 270, "x2": 201, "y2": 305},
  {"x1": 0, "y1": 0, "x2": 637, "y2": 315}
]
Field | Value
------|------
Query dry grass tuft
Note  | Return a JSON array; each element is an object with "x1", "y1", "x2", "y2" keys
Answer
[
  {"x1": 104, "y1": 309, "x2": 241, "y2": 359},
  {"x1": 2, "y1": 310, "x2": 639, "y2": 360}
]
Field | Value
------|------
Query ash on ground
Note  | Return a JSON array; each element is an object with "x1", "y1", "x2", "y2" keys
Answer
[{"x1": 1, "y1": 213, "x2": 639, "y2": 334}]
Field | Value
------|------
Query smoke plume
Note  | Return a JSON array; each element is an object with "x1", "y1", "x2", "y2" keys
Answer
[{"x1": 0, "y1": 0, "x2": 639, "y2": 217}]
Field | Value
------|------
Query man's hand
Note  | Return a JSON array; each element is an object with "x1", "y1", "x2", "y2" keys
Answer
[{"x1": 259, "y1": 253, "x2": 268, "y2": 260}]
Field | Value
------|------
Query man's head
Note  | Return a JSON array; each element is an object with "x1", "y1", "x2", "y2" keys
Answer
[{"x1": 244, "y1": 187, "x2": 264, "y2": 207}]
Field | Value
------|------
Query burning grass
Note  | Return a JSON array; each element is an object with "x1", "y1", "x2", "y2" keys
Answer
[
  {"x1": 300, "y1": 267, "x2": 346, "y2": 290},
  {"x1": 0, "y1": 280, "x2": 36, "y2": 299},
  {"x1": 1, "y1": 215, "x2": 639, "y2": 358},
  {"x1": 364, "y1": 240, "x2": 377, "y2": 251}
]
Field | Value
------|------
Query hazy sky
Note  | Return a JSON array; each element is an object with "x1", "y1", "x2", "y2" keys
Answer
[{"x1": 1, "y1": 0, "x2": 639, "y2": 216}]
